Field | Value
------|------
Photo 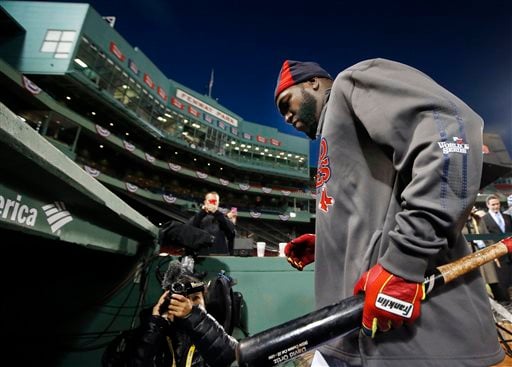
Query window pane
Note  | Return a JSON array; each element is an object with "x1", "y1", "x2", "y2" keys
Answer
[
  {"x1": 45, "y1": 30, "x2": 61, "y2": 41},
  {"x1": 61, "y1": 31, "x2": 76, "y2": 41},
  {"x1": 41, "y1": 41, "x2": 57, "y2": 52},
  {"x1": 57, "y1": 42, "x2": 72, "y2": 53}
]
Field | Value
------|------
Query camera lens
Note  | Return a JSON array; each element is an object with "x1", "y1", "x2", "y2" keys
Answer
[{"x1": 171, "y1": 282, "x2": 186, "y2": 294}]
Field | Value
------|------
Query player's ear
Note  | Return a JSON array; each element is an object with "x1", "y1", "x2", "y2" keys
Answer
[{"x1": 307, "y1": 78, "x2": 319, "y2": 90}]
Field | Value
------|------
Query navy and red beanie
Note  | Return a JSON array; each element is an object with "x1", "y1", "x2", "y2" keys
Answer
[{"x1": 274, "y1": 60, "x2": 332, "y2": 101}]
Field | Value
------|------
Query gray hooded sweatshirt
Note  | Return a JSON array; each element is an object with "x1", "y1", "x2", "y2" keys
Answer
[{"x1": 314, "y1": 58, "x2": 503, "y2": 366}]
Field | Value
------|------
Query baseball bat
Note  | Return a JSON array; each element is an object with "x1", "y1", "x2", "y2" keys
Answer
[{"x1": 236, "y1": 237, "x2": 512, "y2": 367}]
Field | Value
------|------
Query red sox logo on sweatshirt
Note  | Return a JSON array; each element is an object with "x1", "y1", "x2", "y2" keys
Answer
[{"x1": 316, "y1": 138, "x2": 334, "y2": 213}]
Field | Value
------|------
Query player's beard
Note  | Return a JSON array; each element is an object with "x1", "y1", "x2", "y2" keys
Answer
[{"x1": 297, "y1": 89, "x2": 319, "y2": 140}]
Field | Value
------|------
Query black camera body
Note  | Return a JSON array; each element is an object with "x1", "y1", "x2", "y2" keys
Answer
[
  {"x1": 159, "y1": 280, "x2": 205, "y2": 315},
  {"x1": 170, "y1": 280, "x2": 205, "y2": 296}
]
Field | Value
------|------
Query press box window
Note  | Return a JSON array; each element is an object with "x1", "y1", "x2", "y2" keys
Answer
[{"x1": 41, "y1": 30, "x2": 76, "y2": 59}]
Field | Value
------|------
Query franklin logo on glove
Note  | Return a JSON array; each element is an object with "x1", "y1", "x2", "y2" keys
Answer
[
  {"x1": 376, "y1": 294, "x2": 413, "y2": 318},
  {"x1": 354, "y1": 263, "x2": 425, "y2": 337}
]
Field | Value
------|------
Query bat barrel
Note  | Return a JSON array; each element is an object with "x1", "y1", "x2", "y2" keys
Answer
[
  {"x1": 237, "y1": 294, "x2": 364, "y2": 367},
  {"x1": 237, "y1": 239, "x2": 512, "y2": 367}
]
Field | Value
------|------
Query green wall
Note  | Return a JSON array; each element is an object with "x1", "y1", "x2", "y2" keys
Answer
[
  {"x1": 195, "y1": 256, "x2": 316, "y2": 335},
  {"x1": 52, "y1": 254, "x2": 315, "y2": 367}
]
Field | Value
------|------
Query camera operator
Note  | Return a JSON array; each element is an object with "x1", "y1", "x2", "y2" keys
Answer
[
  {"x1": 188, "y1": 192, "x2": 236, "y2": 256},
  {"x1": 128, "y1": 272, "x2": 237, "y2": 367}
]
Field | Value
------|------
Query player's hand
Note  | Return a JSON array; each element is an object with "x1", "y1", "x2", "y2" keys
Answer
[
  {"x1": 284, "y1": 234, "x2": 315, "y2": 271},
  {"x1": 353, "y1": 264, "x2": 425, "y2": 338}
]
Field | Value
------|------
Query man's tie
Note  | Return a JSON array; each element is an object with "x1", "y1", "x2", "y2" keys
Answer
[{"x1": 496, "y1": 213, "x2": 505, "y2": 233}]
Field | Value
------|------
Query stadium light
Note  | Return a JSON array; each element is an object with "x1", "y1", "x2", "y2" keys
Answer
[{"x1": 73, "y1": 58, "x2": 88, "y2": 68}]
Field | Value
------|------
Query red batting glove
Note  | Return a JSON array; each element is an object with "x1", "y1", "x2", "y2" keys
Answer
[
  {"x1": 284, "y1": 234, "x2": 315, "y2": 271},
  {"x1": 503, "y1": 237, "x2": 512, "y2": 253},
  {"x1": 353, "y1": 264, "x2": 425, "y2": 338}
]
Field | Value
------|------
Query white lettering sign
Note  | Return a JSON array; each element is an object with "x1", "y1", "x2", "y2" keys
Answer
[
  {"x1": 176, "y1": 89, "x2": 238, "y2": 127},
  {"x1": 0, "y1": 194, "x2": 38, "y2": 227}
]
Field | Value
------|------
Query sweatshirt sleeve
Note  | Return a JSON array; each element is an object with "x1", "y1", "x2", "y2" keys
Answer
[{"x1": 344, "y1": 59, "x2": 483, "y2": 281}]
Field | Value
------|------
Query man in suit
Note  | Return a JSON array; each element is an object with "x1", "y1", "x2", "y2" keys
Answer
[
  {"x1": 483, "y1": 194, "x2": 512, "y2": 234},
  {"x1": 483, "y1": 194, "x2": 512, "y2": 302}
]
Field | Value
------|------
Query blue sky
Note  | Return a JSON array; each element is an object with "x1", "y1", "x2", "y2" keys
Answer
[{"x1": 49, "y1": 0, "x2": 512, "y2": 166}]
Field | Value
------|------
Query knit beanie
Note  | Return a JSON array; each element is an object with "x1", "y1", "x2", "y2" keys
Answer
[{"x1": 274, "y1": 60, "x2": 332, "y2": 101}]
